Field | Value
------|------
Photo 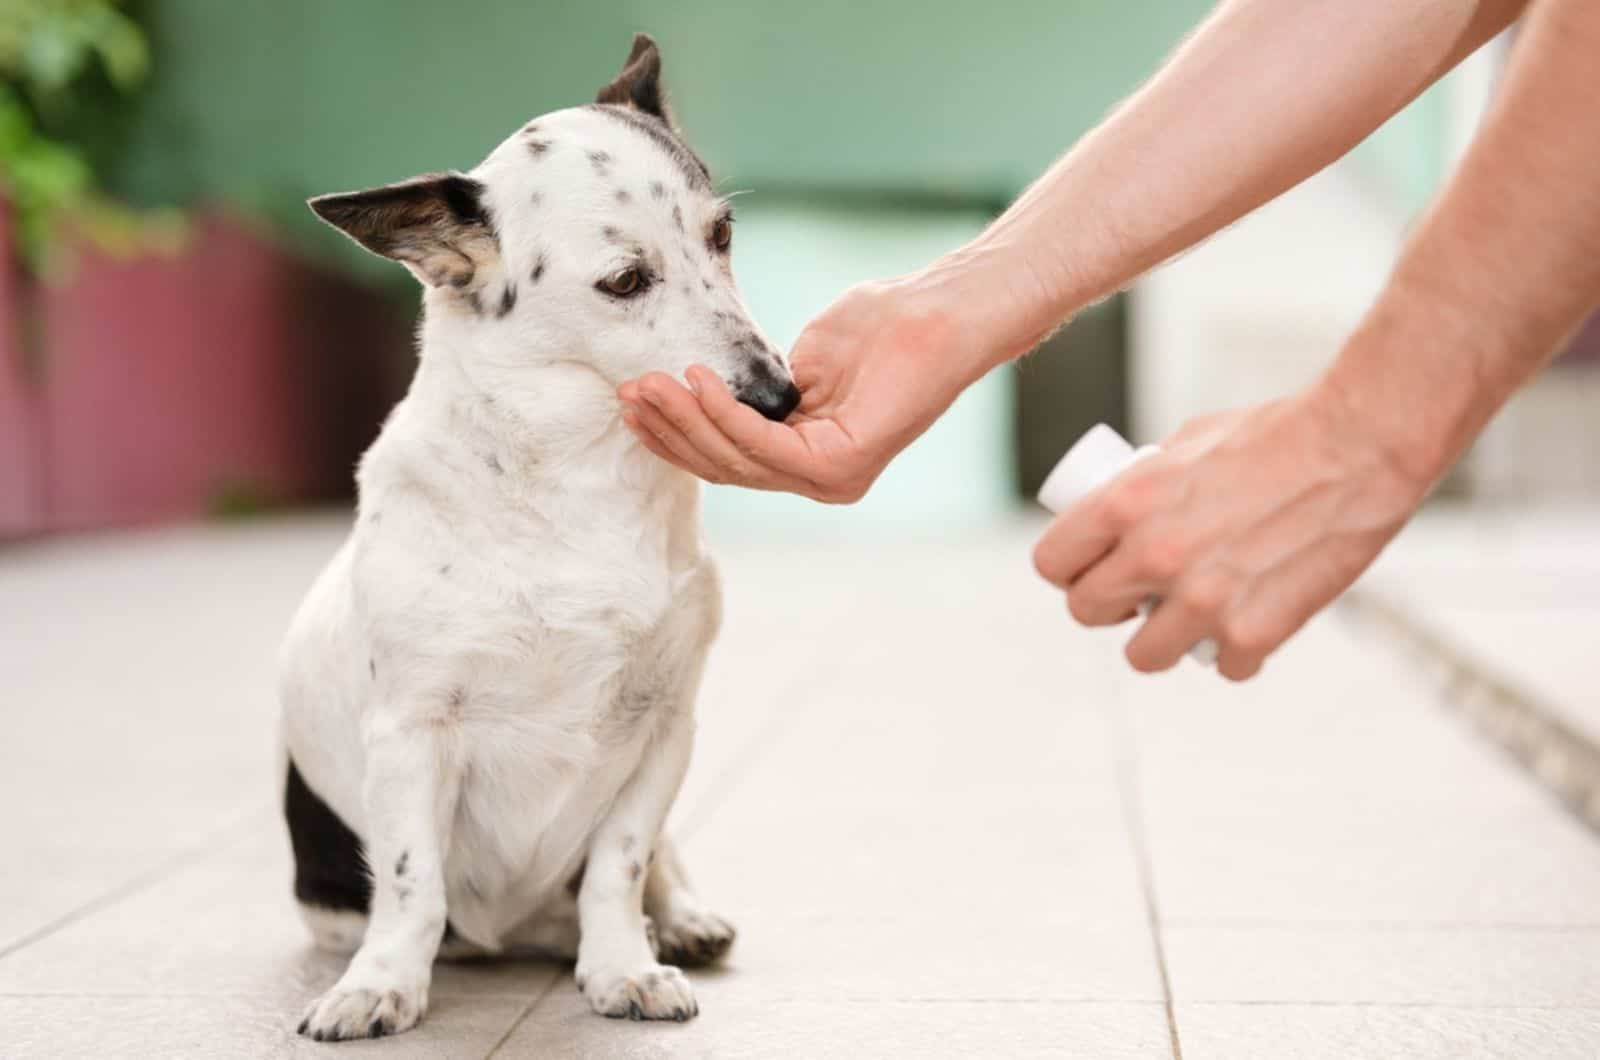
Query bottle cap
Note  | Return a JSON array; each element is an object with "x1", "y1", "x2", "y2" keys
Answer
[{"x1": 1037, "y1": 423, "x2": 1136, "y2": 513}]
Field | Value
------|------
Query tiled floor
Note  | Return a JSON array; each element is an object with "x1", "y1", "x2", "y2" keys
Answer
[
  {"x1": 3, "y1": 513, "x2": 1599, "y2": 1058},
  {"x1": 1362, "y1": 503, "x2": 1600, "y2": 747}
]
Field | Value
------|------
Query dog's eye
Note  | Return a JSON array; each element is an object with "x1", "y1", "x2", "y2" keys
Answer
[
  {"x1": 598, "y1": 267, "x2": 647, "y2": 298},
  {"x1": 710, "y1": 217, "x2": 732, "y2": 252}
]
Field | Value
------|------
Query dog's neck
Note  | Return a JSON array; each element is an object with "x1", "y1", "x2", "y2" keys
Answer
[{"x1": 363, "y1": 321, "x2": 700, "y2": 547}]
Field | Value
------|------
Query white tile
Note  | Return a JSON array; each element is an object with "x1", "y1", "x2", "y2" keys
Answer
[
  {"x1": 498, "y1": 992, "x2": 1174, "y2": 1060},
  {"x1": 1166, "y1": 925, "x2": 1600, "y2": 1005},
  {"x1": 1146, "y1": 801, "x2": 1600, "y2": 926},
  {"x1": 0, "y1": 993, "x2": 530, "y2": 1060},
  {"x1": 685, "y1": 911, "x2": 1163, "y2": 1005},
  {"x1": 0, "y1": 825, "x2": 557, "y2": 1006},
  {"x1": 1178, "y1": 1002, "x2": 1600, "y2": 1060}
]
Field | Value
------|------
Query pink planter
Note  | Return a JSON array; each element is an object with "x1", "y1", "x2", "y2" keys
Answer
[
  {"x1": 1, "y1": 208, "x2": 412, "y2": 536},
  {"x1": 0, "y1": 207, "x2": 43, "y2": 536}
]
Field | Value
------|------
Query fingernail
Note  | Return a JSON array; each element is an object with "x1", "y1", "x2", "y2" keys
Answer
[
  {"x1": 685, "y1": 370, "x2": 702, "y2": 396},
  {"x1": 640, "y1": 389, "x2": 661, "y2": 407}
]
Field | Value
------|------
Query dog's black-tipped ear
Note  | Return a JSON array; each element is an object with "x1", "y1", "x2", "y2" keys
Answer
[
  {"x1": 595, "y1": 33, "x2": 672, "y2": 125},
  {"x1": 308, "y1": 172, "x2": 497, "y2": 290}
]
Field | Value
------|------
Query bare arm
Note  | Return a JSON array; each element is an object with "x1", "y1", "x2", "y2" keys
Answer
[
  {"x1": 1036, "y1": 0, "x2": 1600, "y2": 679},
  {"x1": 940, "y1": 0, "x2": 1529, "y2": 371},
  {"x1": 621, "y1": 0, "x2": 1526, "y2": 503},
  {"x1": 1325, "y1": 0, "x2": 1600, "y2": 483}
]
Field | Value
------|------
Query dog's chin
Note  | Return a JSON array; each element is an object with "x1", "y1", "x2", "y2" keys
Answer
[{"x1": 734, "y1": 380, "x2": 802, "y2": 423}]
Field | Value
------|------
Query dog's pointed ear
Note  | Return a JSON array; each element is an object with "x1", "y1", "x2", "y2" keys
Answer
[
  {"x1": 308, "y1": 172, "x2": 498, "y2": 290},
  {"x1": 595, "y1": 33, "x2": 672, "y2": 125}
]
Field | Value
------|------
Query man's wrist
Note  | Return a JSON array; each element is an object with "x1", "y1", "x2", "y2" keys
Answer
[
  {"x1": 903, "y1": 237, "x2": 1084, "y2": 384},
  {"x1": 1318, "y1": 276, "x2": 1514, "y2": 494}
]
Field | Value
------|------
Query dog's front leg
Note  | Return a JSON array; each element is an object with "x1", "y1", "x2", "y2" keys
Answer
[
  {"x1": 299, "y1": 719, "x2": 457, "y2": 1041},
  {"x1": 576, "y1": 709, "x2": 699, "y2": 1021}
]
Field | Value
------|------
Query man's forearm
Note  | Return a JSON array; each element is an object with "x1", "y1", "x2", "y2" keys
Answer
[
  {"x1": 922, "y1": 0, "x2": 1526, "y2": 373},
  {"x1": 1324, "y1": 0, "x2": 1600, "y2": 486}
]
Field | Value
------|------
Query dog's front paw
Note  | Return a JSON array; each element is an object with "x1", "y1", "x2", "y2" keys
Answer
[
  {"x1": 297, "y1": 980, "x2": 427, "y2": 1041},
  {"x1": 655, "y1": 910, "x2": 736, "y2": 967},
  {"x1": 577, "y1": 962, "x2": 698, "y2": 1021}
]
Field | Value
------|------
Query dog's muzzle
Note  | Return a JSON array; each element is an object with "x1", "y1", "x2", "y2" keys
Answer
[{"x1": 735, "y1": 361, "x2": 802, "y2": 422}]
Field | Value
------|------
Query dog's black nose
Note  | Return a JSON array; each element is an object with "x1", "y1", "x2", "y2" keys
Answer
[
  {"x1": 738, "y1": 378, "x2": 801, "y2": 422},
  {"x1": 735, "y1": 358, "x2": 801, "y2": 422}
]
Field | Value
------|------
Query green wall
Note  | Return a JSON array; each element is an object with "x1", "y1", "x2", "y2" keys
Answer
[
  {"x1": 112, "y1": 2, "x2": 1212, "y2": 223},
  {"x1": 109, "y1": 0, "x2": 1454, "y2": 262}
]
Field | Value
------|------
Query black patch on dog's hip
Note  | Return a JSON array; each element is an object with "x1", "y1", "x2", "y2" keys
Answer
[{"x1": 285, "y1": 758, "x2": 371, "y2": 913}]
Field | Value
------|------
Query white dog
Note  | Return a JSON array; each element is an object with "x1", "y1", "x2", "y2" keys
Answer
[{"x1": 278, "y1": 35, "x2": 797, "y2": 1041}]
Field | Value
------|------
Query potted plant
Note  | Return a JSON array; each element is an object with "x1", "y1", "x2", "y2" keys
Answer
[{"x1": 2, "y1": 0, "x2": 413, "y2": 535}]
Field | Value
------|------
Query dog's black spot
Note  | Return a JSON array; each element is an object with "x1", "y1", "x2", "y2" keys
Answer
[
  {"x1": 614, "y1": 187, "x2": 631, "y2": 204},
  {"x1": 522, "y1": 120, "x2": 541, "y2": 134},
  {"x1": 439, "y1": 563, "x2": 452, "y2": 576},
  {"x1": 395, "y1": 851, "x2": 409, "y2": 876},
  {"x1": 587, "y1": 149, "x2": 612, "y2": 173},
  {"x1": 589, "y1": 103, "x2": 713, "y2": 190},
  {"x1": 621, "y1": 834, "x2": 635, "y2": 852},
  {"x1": 466, "y1": 291, "x2": 483, "y2": 316},
  {"x1": 285, "y1": 758, "x2": 371, "y2": 915},
  {"x1": 628, "y1": 860, "x2": 643, "y2": 882},
  {"x1": 671, "y1": 204, "x2": 684, "y2": 231},
  {"x1": 486, "y1": 453, "x2": 504, "y2": 475},
  {"x1": 702, "y1": 278, "x2": 713, "y2": 291},
  {"x1": 529, "y1": 190, "x2": 543, "y2": 207},
  {"x1": 713, "y1": 309, "x2": 732, "y2": 323},
  {"x1": 649, "y1": 180, "x2": 666, "y2": 200},
  {"x1": 396, "y1": 884, "x2": 412, "y2": 905},
  {"x1": 526, "y1": 138, "x2": 551, "y2": 156},
  {"x1": 530, "y1": 255, "x2": 546, "y2": 283},
  {"x1": 602, "y1": 225, "x2": 620, "y2": 242},
  {"x1": 369, "y1": 657, "x2": 377, "y2": 679},
  {"x1": 448, "y1": 686, "x2": 467, "y2": 711},
  {"x1": 496, "y1": 284, "x2": 517, "y2": 318}
]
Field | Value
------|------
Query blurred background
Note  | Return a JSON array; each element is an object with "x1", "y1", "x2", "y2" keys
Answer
[
  {"x1": 4, "y1": 0, "x2": 1593, "y2": 543},
  {"x1": 6, "y1": 8, "x2": 1600, "y2": 1057}
]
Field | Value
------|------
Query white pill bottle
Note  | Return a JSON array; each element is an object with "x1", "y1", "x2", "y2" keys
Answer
[{"x1": 1036, "y1": 424, "x2": 1218, "y2": 666}]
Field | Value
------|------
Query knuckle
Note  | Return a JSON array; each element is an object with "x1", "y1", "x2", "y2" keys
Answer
[
  {"x1": 818, "y1": 469, "x2": 869, "y2": 505},
  {"x1": 1219, "y1": 616, "x2": 1275, "y2": 657},
  {"x1": 1174, "y1": 573, "x2": 1230, "y2": 616},
  {"x1": 1134, "y1": 534, "x2": 1187, "y2": 582},
  {"x1": 1102, "y1": 480, "x2": 1155, "y2": 530},
  {"x1": 1066, "y1": 590, "x2": 1101, "y2": 626}
]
